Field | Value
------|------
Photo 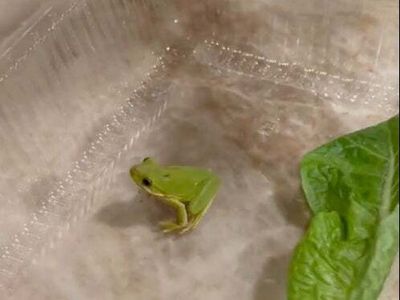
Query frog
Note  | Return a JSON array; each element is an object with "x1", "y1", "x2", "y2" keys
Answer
[{"x1": 129, "y1": 157, "x2": 220, "y2": 234}]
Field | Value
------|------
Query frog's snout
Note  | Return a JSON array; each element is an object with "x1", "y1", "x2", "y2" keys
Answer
[
  {"x1": 129, "y1": 166, "x2": 137, "y2": 178},
  {"x1": 130, "y1": 165, "x2": 143, "y2": 184}
]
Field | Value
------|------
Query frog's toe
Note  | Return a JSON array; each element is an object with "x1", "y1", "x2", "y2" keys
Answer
[
  {"x1": 178, "y1": 221, "x2": 197, "y2": 234},
  {"x1": 178, "y1": 226, "x2": 192, "y2": 234},
  {"x1": 177, "y1": 215, "x2": 201, "y2": 234},
  {"x1": 159, "y1": 220, "x2": 181, "y2": 233}
]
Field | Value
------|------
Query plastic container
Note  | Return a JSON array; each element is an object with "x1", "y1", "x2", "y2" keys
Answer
[{"x1": 0, "y1": 0, "x2": 398, "y2": 299}]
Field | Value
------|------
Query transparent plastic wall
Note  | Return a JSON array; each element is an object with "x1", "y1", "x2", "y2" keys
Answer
[{"x1": 0, "y1": 0, "x2": 398, "y2": 299}]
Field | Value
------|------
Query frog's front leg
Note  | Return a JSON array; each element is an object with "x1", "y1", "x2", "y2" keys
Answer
[{"x1": 158, "y1": 197, "x2": 188, "y2": 233}]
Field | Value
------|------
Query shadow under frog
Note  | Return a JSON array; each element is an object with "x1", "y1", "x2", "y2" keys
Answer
[{"x1": 95, "y1": 191, "x2": 174, "y2": 229}]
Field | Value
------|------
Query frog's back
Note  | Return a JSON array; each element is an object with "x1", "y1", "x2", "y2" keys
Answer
[
  {"x1": 165, "y1": 165, "x2": 215, "y2": 182},
  {"x1": 157, "y1": 165, "x2": 218, "y2": 199}
]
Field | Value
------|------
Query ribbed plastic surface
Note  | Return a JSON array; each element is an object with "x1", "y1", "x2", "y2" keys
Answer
[{"x1": 0, "y1": 0, "x2": 398, "y2": 298}]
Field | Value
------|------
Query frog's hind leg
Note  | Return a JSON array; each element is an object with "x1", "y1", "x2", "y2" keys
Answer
[
  {"x1": 179, "y1": 196, "x2": 215, "y2": 234},
  {"x1": 179, "y1": 176, "x2": 220, "y2": 234}
]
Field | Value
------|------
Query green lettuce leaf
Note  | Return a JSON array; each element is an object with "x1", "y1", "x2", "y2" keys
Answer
[{"x1": 288, "y1": 115, "x2": 399, "y2": 300}]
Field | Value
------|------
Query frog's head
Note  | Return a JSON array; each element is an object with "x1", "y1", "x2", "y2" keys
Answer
[{"x1": 130, "y1": 157, "x2": 166, "y2": 196}]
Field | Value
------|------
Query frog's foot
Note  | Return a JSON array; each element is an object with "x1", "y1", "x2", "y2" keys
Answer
[
  {"x1": 178, "y1": 215, "x2": 201, "y2": 234},
  {"x1": 178, "y1": 225, "x2": 193, "y2": 234},
  {"x1": 159, "y1": 220, "x2": 184, "y2": 233}
]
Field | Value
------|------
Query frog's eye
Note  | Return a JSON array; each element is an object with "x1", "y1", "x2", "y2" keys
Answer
[{"x1": 142, "y1": 178, "x2": 152, "y2": 187}]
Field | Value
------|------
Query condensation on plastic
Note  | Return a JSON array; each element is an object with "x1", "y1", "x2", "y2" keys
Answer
[
  {"x1": 0, "y1": 0, "x2": 398, "y2": 298},
  {"x1": 195, "y1": 40, "x2": 398, "y2": 113}
]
